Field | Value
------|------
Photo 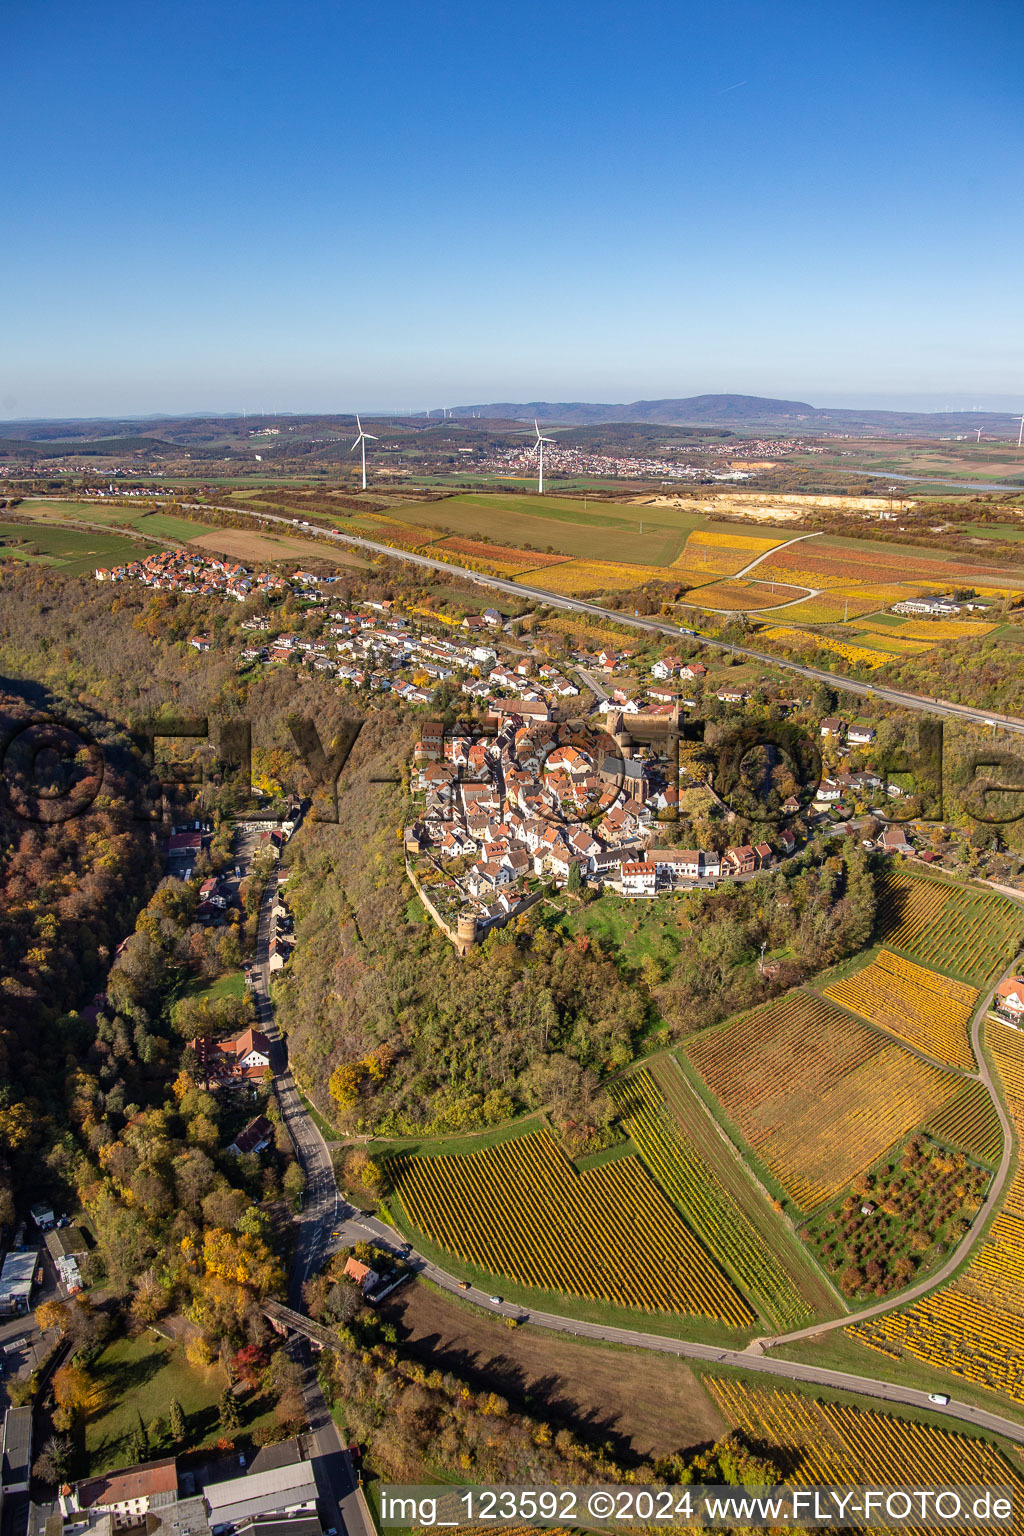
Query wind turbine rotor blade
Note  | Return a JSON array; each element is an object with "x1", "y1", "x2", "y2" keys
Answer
[
  {"x1": 364, "y1": 432, "x2": 379, "y2": 440},
  {"x1": 351, "y1": 436, "x2": 362, "y2": 452}
]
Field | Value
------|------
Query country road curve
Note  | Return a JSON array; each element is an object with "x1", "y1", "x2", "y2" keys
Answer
[
  {"x1": 731, "y1": 528, "x2": 824, "y2": 579},
  {"x1": 338, "y1": 1206, "x2": 1024, "y2": 1448},
  {"x1": 179, "y1": 499, "x2": 1024, "y2": 736},
  {"x1": 248, "y1": 840, "x2": 1024, "y2": 1452}
]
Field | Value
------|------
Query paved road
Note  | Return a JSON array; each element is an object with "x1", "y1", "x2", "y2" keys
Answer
[
  {"x1": 183, "y1": 501, "x2": 1024, "y2": 736},
  {"x1": 251, "y1": 875, "x2": 338, "y2": 1308},
  {"x1": 249, "y1": 873, "x2": 373, "y2": 1536},
  {"x1": 293, "y1": 1338, "x2": 374, "y2": 1536},
  {"x1": 574, "y1": 667, "x2": 610, "y2": 703},
  {"x1": 330, "y1": 1205, "x2": 1024, "y2": 1446}
]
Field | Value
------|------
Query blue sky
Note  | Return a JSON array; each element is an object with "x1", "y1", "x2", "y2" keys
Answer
[{"x1": 3, "y1": 0, "x2": 1023, "y2": 417}]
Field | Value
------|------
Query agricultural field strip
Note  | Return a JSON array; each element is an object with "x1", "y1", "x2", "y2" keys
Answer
[
  {"x1": 650, "y1": 1056, "x2": 840, "y2": 1318},
  {"x1": 924, "y1": 1080, "x2": 1004, "y2": 1166},
  {"x1": 704, "y1": 1379, "x2": 1024, "y2": 1518},
  {"x1": 824, "y1": 951, "x2": 978, "y2": 1071},
  {"x1": 876, "y1": 868, "x2": 1024, "y2": 987},
  {"x1": 387, "y1": 1127, "x2": 754, "y2": 1324},
  {"x1": 678, "y1": 579, "x2": 813, "y2": 611},
  {"x1": 847, "y1": 1020, "x2": 1024, "y2": 1405},
  {"x1": 760, "y1": 627, "x2": 893, "y2": 669},
  {"x1": 686, "y1": 992, "x2": 960, "y2": 1212},
  {"x1": 608, "y1": 1070, "x2": 812, "y2": 1329}
]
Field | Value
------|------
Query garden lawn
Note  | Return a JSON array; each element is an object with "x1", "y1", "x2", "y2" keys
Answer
[
  {"x1": 85, "y1": 1335, "x2": 222, "y2": 1471},
  {"x1": 181, "y1": 970, "x2": 246, "y2": 1004}
]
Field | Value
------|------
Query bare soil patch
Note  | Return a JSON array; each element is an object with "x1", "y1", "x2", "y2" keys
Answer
[
  {"x1": 633, "y1": 492, "x2": 915, "y2": 518},
  {"x1": 378, "y1": 1280, "x2": 725, "y2": 1461},
  {"x1": 188, "y1": 529, "x2": 368, "y2": 567}
]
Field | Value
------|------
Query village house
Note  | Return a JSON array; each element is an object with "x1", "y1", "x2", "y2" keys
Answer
[
  {"x1": 723, "y1": 845, "x2": 757, "y2": 876},
  {"x1": 994, "y1": 978, "x2": 1024, "y2": 1022},
  {"x1": 620, "y1": 860, "x2": 657, "y2": 896},
  {"x1": 344, "y1": 1256, "x2": 380, "y2": 1291},
  {"x1": 70, "y1": 1458, "x2": 179, "y2": 1528},
  {"x1": 847, "y1": 720, "x2": 877, "y2": 746},
  {"x1": 194, "y1": 1027, "x2": 271, "y2": 1086},
  {"x1": 228, "y1": 1114, "x2": 274, "y2": 1156}
]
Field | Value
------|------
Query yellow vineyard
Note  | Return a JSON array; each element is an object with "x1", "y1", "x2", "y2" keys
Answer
[
  {"x1": 686, "y1": 993, "x2": 958, "y2": 1212},
  {"x1": 876, "y1": 867, "x2": 1024, "y2": 986},
  {"x1": 528, "y1": 559, "x2": 668, "y2": 594},
  {"x1": 858, "y1": 617, "x2": 998, "y2": 641},
  {"x1": 705, "y1": 1378, "x2": 1024, "y2": 1494},
  {"x1": 848, "y1": 1018, "x2": 1024, "y2": 1403},
  {"x1": 682, "y1": 579, "x2": 794, "y2": 610},
  {"x1": 760, "y1": 626, "x2": 891, "y2": 669},
  {"x1": 824, "y1": 951, "x2": 977, "y2": 1071},
  {"x1": 387, "y1": 1129, "x2": 753, "y2": 1325}
]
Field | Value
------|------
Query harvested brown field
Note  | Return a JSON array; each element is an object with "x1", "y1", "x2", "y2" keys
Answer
[
  {"x1": 188, "y1": 529, "x2": 368, "y2": 567},
  {"x1": 377, "y1": 1279, "x2": 725, "y2": 1459}
]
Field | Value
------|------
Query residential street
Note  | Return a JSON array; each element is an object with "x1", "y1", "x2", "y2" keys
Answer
[{"x1": 250, "y1": 877, "x2": 372, "y2": 1536}]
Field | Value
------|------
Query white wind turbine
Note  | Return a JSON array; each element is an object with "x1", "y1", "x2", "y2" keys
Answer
[
  {"x1": 351, "y1": 414, "x2": 378, "y2": 490},
  {"x1": 1015, "y1": 412, "x2": 1024, "y2": 450},
  {"x1": 532, "y1": 419, "x2": 555, "y2": 494},
  {"x1": 975, "y1": 426, "x2": 984, "y2": 443}
]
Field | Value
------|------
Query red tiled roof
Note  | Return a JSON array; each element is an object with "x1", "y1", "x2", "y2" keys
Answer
[{"x1": 77, "y1": 1458, "x2": 178, "y2": 1510}]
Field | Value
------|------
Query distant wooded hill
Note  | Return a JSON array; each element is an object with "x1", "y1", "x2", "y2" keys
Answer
[
  {"x1": 446, "y1": 395, "x2": 1023, "y2": 434},
  {"x1": 0, "y1": 396, "x2": 1020, "y2": 442}
]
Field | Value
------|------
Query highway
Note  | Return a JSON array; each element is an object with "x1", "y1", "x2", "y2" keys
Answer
[{"x1": 185, "y1": 500, "x2": 1024, "y2": 737}]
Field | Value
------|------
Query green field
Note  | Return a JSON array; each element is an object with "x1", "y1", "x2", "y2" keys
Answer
[
  {"x1": 0, "y1": 518, "x2": 163, "y2": 576},
  {"x1": 180, "y1": 969, "x2": 246, "y2": 1004},
  {"x1": 360, "y1": 492, "x2": 702, "y2": 565},
  {"x1": 18, "y1": 498, "x2": 202, "y2": 542}
]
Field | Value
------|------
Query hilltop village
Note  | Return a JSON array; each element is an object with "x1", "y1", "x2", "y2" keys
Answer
[
  {"x1": 405, "y1": 717, "x2": 782, "y2": 948},
  {"x1": 90, "y1": 545, "x2": 1001, "y2": 953}
]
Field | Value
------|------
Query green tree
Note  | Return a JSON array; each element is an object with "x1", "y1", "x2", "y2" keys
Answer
[
  {"x1": 219, "y1": 1388, "x2": 241, "y2": 1433},
  {"x1": 169, "y1": 1398, "x2": 187, "y2": 1443}
]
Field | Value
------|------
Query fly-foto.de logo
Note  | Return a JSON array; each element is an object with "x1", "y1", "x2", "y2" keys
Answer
[{"x1": 2, "y1": 709, "x2": 1024, "y2": 828}]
